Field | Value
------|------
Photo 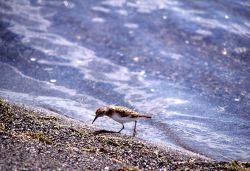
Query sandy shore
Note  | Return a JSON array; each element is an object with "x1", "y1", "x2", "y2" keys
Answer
[{"x1": 0, "y1": 99, "x2": 249, "y2": 170}]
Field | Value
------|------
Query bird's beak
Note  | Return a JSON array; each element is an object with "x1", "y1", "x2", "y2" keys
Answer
[{"x1": 92, "y1": 115, "x2": 98, "y2": 124}]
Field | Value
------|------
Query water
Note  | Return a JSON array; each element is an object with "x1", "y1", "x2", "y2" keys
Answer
[{"x1": 0, "y1": 0, "x2": 250, "y2": 161}]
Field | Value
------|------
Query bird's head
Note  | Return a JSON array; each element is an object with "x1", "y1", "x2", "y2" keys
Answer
[{"x1": 92, "y1": 106, "x2": 109, "y2": 124}]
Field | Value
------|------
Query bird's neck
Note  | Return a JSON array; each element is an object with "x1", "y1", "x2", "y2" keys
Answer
[{"x1": 105, "y1": 110, "x2": 114, "y2": 117}]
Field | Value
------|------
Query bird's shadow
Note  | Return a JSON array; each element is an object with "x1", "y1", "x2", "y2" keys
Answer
[
  {"x1": 93, "y1": 129, "x2": 119, "y2": 135},
  {"x1": 93, "y1": 129, "x2": 136, "y2": 137}
]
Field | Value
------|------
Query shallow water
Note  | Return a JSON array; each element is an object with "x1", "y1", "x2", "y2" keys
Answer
[{"x1": 0, "y1": 0, "x2": 250, "y2": 161}]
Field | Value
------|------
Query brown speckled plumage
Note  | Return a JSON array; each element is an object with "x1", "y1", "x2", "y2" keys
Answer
[
  {"x1": 93, "y1": 105, "x2": 152, "y2": 135},
  {"x1": 107, "y1": 105, "x2": 151, "y2": 118}
]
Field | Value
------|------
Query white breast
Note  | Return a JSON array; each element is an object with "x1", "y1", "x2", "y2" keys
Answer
[{"x1": 110, "y1": 113, "x2": 137, "y2": 123}]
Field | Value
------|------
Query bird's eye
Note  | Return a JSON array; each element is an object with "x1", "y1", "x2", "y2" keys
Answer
[{"x1": 97, "y1": 111, "x2": 103, "y2": 115}]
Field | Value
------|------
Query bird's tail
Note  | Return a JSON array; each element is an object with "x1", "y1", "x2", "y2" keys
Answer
[{"x1": 139, "y1": 114, "x2": 152, "y2": 119}]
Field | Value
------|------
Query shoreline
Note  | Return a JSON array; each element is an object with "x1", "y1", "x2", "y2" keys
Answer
[{"x1": 0, "y1": 98, "x2": 249, "y2": 170}]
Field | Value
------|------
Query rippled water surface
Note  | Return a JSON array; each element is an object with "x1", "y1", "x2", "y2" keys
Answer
[{"x1": 0, "y1": 0, "x2": 250, "y2": 161}]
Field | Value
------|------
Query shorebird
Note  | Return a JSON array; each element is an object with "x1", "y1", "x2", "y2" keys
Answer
[{"x1": 92, "y1": 105, "x2": 152, "y2": 135}]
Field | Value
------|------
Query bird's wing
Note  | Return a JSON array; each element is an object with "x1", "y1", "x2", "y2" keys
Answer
[{"x1": 109, "y1": 105, "x2": 141, "y2": 117}]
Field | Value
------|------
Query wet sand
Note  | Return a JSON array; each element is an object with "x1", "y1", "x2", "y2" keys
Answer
[{"x1": 0, "y1": 99, "x2": 249, "y2": 170}]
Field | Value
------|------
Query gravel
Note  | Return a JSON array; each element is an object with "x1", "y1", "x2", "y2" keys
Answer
[{"x1": 0, "y1": 99, "x2": 249, "y2": 171}]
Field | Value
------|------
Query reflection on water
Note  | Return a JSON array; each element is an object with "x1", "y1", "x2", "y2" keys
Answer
[{"x1": 0, "y1": 0, "x2": 250, "y2": 161}]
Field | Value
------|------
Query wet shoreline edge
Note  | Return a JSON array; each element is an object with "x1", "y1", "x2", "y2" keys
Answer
[{"x1": 0, "y1": 98, "x2": 249, "y2": 170}]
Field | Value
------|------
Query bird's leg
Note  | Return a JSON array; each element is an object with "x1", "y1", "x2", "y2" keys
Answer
[
  {"x1": 133, "y1": 121, "x2": 137, "y2": 136},
  {"x1": 118, "y1": 123, "x2": 124, "y2": 133}
]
